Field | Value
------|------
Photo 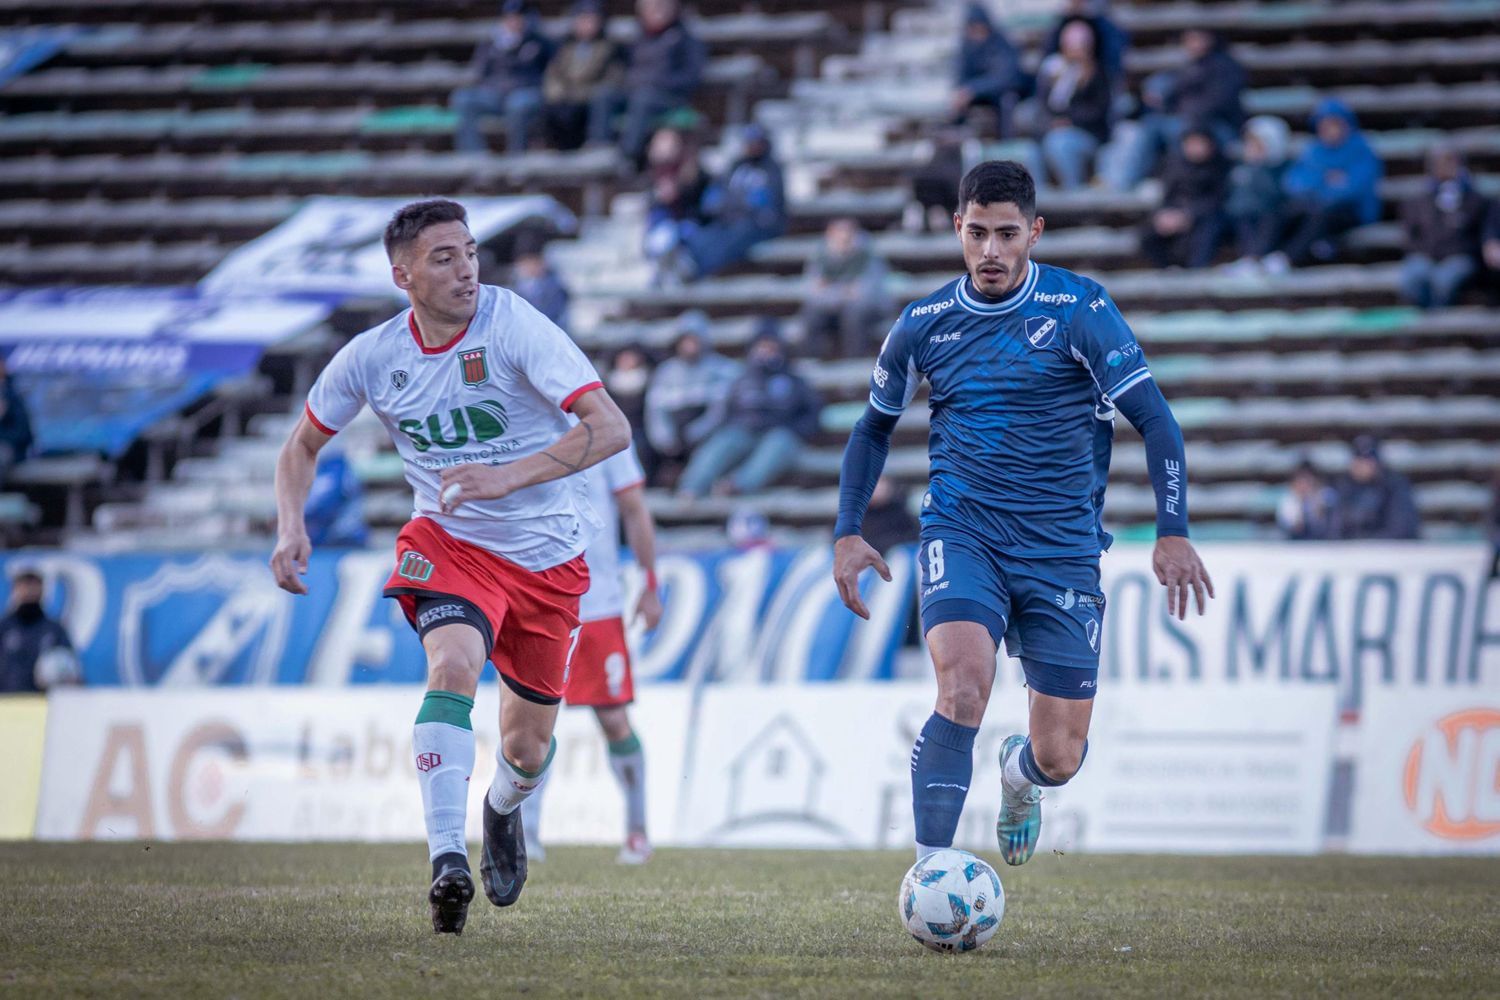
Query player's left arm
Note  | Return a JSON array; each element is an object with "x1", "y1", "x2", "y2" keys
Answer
[
  {"x1": 1112, "y1": 380, "x2": 1214, "y2": 620},
  {"x1": 615, "y1": 483, "x2": 664, "y2": 630},
  {"x1": 1071, "y1": 291, "x2": 1213, "y2": 620},
  {"x1": 439, "y1": 388, "x2": 630, "y2": 509}
]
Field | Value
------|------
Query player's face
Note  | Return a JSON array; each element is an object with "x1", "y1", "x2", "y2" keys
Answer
[
  {"x1": 392, "y1": 221, "x2": 479, "y2": 322},
  {"x1": 954, "y1": 201, "x2": 1044, "y2": 298}
]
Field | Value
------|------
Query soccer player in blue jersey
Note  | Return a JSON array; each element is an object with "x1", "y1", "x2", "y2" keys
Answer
[{"x1": 832, "y1": 160, "x2": 1214, "y2": 865}]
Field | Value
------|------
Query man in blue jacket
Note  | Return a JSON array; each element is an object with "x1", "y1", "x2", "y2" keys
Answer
[
  {"x1": 950, "y1": 4, "x2": 1026, "y2": 135},
  {"x1": 676, "y1": 324, "x2": 820, "y2": 498},
  {"x1": 450, "y1": 0, "x2": 554, "y2": 154},
  {"x1": 1263, "y1": 99, "x2": 1383, "y2": 272}
]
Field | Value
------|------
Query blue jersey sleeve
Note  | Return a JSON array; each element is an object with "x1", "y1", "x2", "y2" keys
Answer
[
  {"x1": 869, "y1": 313, "x2": 922, "y2": 415},
  {"x1": 1067, "y1": 289, "x2": 1153, "y2": 403}
]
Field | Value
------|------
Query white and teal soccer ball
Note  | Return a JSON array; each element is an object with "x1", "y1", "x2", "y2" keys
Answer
[{"x1": 898, "y1": 849, "x2": 1005, "y2": 953}]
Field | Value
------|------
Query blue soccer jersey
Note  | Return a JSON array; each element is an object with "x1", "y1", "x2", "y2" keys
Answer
[{"x1": 869, "y1": 260, "x2": 1152, "y2": 558}]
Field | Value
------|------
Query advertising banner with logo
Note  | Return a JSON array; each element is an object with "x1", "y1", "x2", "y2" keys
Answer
[
  {"x1": 6, "y1": 544, "x2": 1495, "y2": 715},
  {"x1": 37, "y1": 683, "x2": 1331, "y2": 854},
  {"x1": 36, "y1": 686, "x2": 691, "y2": 844},
  {"x1": 0, "y1": 287, "x2": 341, "y2": 457},
  {"x1": 677, "y1": 683, "x2": 1335, "y2": 854},
  {"x1": 1350, "y1": 689, "x2": 1500, "y2": 855},
  {"x1": 200, "y1": 196, "x2": 576, "y2": 298}
]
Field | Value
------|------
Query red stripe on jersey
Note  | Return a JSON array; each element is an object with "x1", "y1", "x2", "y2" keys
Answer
[
  {"x1": 611, "y1": 478, "x2": 646, "y2": 496},
  {"x1": 304, "y1": 402, "x2": 337, "y2": 436},
  {"x1": 561, "y1": 381, "x2": 604, "y2": 412},
  {"x1": 408, "y1": 312, "x2": 470, "y2": 355}
]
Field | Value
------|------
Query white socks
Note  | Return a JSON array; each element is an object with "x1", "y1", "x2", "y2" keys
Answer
[
  {"x1": 486, "y1": 737, "x2": 556, "y2": 815},
  {"x1": 413, "y1": 721, "x2": 475, "y2": 861},
  {"x1": 1002, "y1": 741, "x2": 1031, "y2": 795},
  {"x1": 606, "y1": 734, "x2": 647, "y2": 837}
]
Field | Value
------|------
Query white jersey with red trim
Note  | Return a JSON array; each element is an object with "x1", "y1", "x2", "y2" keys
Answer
[
  {"x1": 578, "y1": 443, "x2": 646, "y2": 621},
  {"x1": 306, "y1": 283, "x2": 605, "y2": 571}
]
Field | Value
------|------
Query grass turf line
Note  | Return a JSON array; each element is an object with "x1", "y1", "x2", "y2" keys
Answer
[{"x1": 1, "y1": 844, "x2": 1496, "y2": 999}]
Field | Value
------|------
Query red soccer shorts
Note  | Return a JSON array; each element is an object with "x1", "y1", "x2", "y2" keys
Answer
[
  {"x1": 383, "y1": 516, "x2": 589, "y2": 703},
  {"x1": 563, "y1": 615, "x2": 635, "y2": 707}
]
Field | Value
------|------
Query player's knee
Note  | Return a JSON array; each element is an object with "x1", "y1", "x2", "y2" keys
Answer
[
  {"x1": 934, "y1": 683, "x2": 988, "y2": 728},
  {"x1": 1032, "y1": 739, "x2": 1086, "y2": 783},
  {"x1": 595, "y1": 706, "x2": 632, "y2": 742},
  {"x1": 502, "y1": 733, "x2": 552, "y2": 775},
  {"x1": 425, "y1": 644, "x2": 481, "y2": 691}
]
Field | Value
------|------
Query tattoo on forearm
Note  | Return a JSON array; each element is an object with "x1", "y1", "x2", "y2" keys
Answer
[{"x1": 541, "y1": 419, "x2": 595, "y2": 474}]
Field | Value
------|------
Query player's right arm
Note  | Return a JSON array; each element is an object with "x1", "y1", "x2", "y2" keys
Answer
[
  {"x1": 270, "y1": 415, "x2": 336, "y2": 595},
  {"x1": 271, "y1": 340, "x2": 367, "y2": 595},
  {"x1": 832, "y1": 313, "x2": 920, "y2": 619}
]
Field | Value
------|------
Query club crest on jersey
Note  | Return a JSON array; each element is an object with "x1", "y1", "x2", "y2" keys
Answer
[
  {"x1": 1024, "y1": 316, "x2": 1058, "y2": 349},
  {"x1": 391, "y1": 369, "x2": 409, "y2": 390},
  {"x1": 458, "y1": 347, "x2": 489, "y2": 387},
  {"x1": 397, "y1": 550, "x2": 435, "y2": 582}
]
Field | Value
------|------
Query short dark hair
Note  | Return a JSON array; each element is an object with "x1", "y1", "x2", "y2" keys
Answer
[
  {"x1": 957, "y1": 160, "x2": 1036, "y2": 217},
  {"x1": 10, "y1": 567, "x2": 42, "y2": 586},
  {"x1": 383, "y1": 198, "x2": 469, "y2": 261}
]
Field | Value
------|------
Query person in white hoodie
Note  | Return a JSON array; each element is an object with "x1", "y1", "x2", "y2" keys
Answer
[
  {"x1": 1221, "y1": 115, "x2": 1292, "y2": 275},
  {"x1": 642, "y1": 311, "x2": 741, "y2": 476}
]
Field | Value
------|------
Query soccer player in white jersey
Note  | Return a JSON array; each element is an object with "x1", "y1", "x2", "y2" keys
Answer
[
  {"x1": 522, "y1": 442, "x2": 663, "y2": 864},
  {"x1": 269, "y1": 199, "x2": 631, "y2": 935}
]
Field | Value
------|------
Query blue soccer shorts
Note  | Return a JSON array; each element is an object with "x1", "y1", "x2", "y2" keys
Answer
[{"x1": 914, "y1": 531, "x2": 1105, "y2": 700}]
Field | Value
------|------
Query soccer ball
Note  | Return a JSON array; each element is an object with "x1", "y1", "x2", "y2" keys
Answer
[{"x1": 898, "y1": 849, "x2": 1005, "y2": 953}]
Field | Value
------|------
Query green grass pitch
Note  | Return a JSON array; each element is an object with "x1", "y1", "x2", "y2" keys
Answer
[{"x1": 2, "y1": 844, "x2": 1496, "y2": 998}]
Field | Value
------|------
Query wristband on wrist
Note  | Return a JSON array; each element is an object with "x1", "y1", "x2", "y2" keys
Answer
[{"x1": 643, "y1": 568, "x2": 658, "y2": 592}]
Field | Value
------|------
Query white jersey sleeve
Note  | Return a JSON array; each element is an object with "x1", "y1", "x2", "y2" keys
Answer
[
  {"x1": 509, "y1": 301, "x2": 604, "y2": 412},
  {"x1": 577, "y1": 443, "x2": 648, "y2": 622},
  {"x1": 600, "y1": 443, "x2": 647, "y2": 493},
  {"x1": 305, "y1": 337, "x2": 367, "y2": 434}
]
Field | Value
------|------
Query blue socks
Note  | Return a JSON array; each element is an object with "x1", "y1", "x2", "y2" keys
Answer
[
  {"x1": 1019, "y1": 737, "x2": 1089, "y2": 787},
  {"x1": 911, "y1": 712, "x2": 979, "y2": 854}
]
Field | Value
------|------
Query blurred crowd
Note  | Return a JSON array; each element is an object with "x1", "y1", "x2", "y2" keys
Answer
[
  {"x1": 451, "y1": 0, "x2": 704, "y2": 163},
  {"x1": 483, "y1": 0, "x2": 1500, "y2": 530},
  {"x1": 943, "y1": 1, "x2": 1500, "y2": 296}
]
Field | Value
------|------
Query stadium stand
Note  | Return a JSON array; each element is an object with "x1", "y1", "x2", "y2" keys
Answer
[{"x1": 2, "y1": 0, "x2": 1497, "y2": 549}]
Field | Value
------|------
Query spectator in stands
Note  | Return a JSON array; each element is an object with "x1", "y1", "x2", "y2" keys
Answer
[
  {"x1": 674, "y1": 124, "x2": 787, "y2": 280},
  {"x1": 1332, "y1": 435, "x2": 1420, "y2": 540},
  {"x1": 1222, "y1": 115, "x2": 1292, "y2": 275},
  {"x1": 797, "y1": 218, "x2": 892, "y2": 360},
  {"x1": 510, "y1": 239, "x2": 571, "y2": 329},
  {"x1": 950, "y1": 3, "x2": 1027, "y2": 136},
  {"x1": 676, "y1": 324, "x2": 821, "y2": 498},
  {"x1": 642, "y1": 125, "x2": 710, "y2": 285},
  {"x1": 1039, "y1": 0, "x2": 1128, "y2": 89},
  {"x1": 1139, "y1": 124, "x2": 1230, "y2": 270},
  {"x1": 543, "y1": 0, "x2": 626, "y2": 151},
  {"x1": 0, "y1": 568, "x2": 79, "y2": 694},
  {"x1": 644, "y1": 311, "x2": 741, "y2": 479},
  {"x1": 600, "y1": 0, "x2": 706, "y2": 163},
  {"x1": 1101, "y1": 29, "x2": 1245, "y2": 192},
  {"x1": 450, "y1": 0, "x2": 554, "y2": 154},
  {"x1": 304, "y1": 450, "x2": 368, "y2": 548},
  {"x1": 905, "y1": 127, "x2": 966, "y2": 232},
  {"x1": 1398, "y1": 144, "x2": 1489, "y2": 309},
  {"x1": 604, "y1": 344, "x2": 658, "y2": 478},
  {"x1": 1262, "y1": 99, "x2": 1382, "y2": 274},
  {"x1": 1021, "y1": 18, "x2": 1113, "y2": 190},
  {"x1": 1276, "y1": 458, "x2": 1340, "y2": 541},
  {"x1": 0, "y1": 357, "x2": 33, "y2": 486},
  {"x1": 1484, "y1": 200, "x2": 1500, "y2": 280}
]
